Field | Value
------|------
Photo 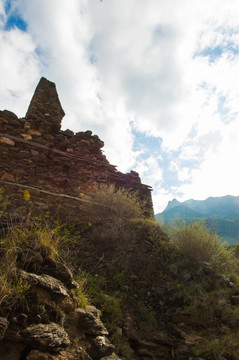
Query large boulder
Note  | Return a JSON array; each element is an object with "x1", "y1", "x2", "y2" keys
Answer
[
  {"x1": 21, "y1": 322, "x2": 70, "y2": 352},
  {"x1": 18, "y1": 270, "x2": 68, "y2": 297}
]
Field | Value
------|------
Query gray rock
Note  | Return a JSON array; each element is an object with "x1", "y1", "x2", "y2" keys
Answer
[
  {"x1": 18, "y1": 269, "x2": 68, "y2": 297},
  {"x1": 77, "y1": 306, "x2": 108, "y2": 335},
  {"x1": 21, "y1": 322, "x2": 70, "y2": 352},
  {"x1": 87, "y1": 335, "x2": 115, "y2": 360},
  {"x1": 92, "y1": 335, "x2": 115, "y2": 356}
]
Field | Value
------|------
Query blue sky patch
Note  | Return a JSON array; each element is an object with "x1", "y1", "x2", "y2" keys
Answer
[
  {"x1": 200, "y1": 46, "x2": 223, "y2": 62},
  {"x1": 88, "y1": 38, "x2": 98, "y2": 65},
  {"x1": 217, "y1": 96, "x2": 229, "y2": 116},
  {"x1": 195, "y1": 43, "x2": 239, "y2": 63},
  {"x1": 132, "y1": 128, "x2": 163, "y2": 158},
  {"x1": 131, "y1": 127, "x2": 195, "y2": 191},
  {"x1": 194, "y1": 43, "x2": 239, "y2": 63},
  {"x1": 217, "y1": 95, "x2": 238, "y2": 123},
  {"x1": 4, "y1": 0, "x2": 27, "y2": 31}
]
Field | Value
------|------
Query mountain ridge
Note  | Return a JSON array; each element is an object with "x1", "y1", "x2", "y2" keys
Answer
[{"x1": 155, "y1": 194, "x2": 239, "y2": 244}]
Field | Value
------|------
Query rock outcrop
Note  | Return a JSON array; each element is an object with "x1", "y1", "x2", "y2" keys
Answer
[
  {"x1": 0, "y1": 77, "x2": 153, "y2": 220},
  {"x1": 0, "y1": 261, "x2": 121, "y2": 360},
  {"x1": 21, "y1": 322, "x2": 71, "y2": 352}
]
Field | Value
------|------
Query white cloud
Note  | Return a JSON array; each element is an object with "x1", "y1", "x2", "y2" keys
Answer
[
  {"x1": 178, "y1": 168, "x2": 191, "y2": 183},
  {"x1": 10, "y1": 0, "x2": 140, "y2": 171},
  {"x1": 0, "y1": 28, "x2": 40, "y2": 114},
  {"x1": 1, "y1": 0, "x2": 239, "y2": 213},
  {"x1": 135, "y1": 156, "x2": 163, "y2": 189},
  {"x1": 152, "y1": 188, "x2": 172, "y2": 214},
  {"x1": 179, "y1": 120, "x2": 239, "y2": 201}
]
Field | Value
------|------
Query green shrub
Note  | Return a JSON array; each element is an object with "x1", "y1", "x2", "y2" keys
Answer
[
  {"x1": 0, "y1": 251, "x2": 29, "y2": 316},
  {"x1": 71, "y1": 274, "x2": 89, "y2": 308},
  {"x1": 1, "y1": 222, "x2": 61, "y2": 263},
  {"x1": 167, "y1": 220, "x2": 237, "y2": 273},
  {"x1": 232, "y1": 243, "x2": 239, "y2": 258},
  {"x1": 0, "y1": 218, "x2": 74, "y2": 315},
  {"x1": 83, "y1": 184, "x2": 146, "y2": 251},
  {"x1": 84, "y1": 183, "x2": 145, "y2": 223},
  {"x1": 194, "y1": 337, "x2": 225, "y2": 358},
  {"x1": 184, "y1": 287, "x2": 231, "y2": 325},
  {"x1": 195, "y1": 331, "x2": 239, "y2": 359},
  {"x1": 86, "y1": 273, "x2": 122, "y2": 331}
]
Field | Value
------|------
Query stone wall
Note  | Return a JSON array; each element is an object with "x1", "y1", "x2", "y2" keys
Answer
[{"x1": 0, "y1": 77, "x2": 153, "y2": 220}]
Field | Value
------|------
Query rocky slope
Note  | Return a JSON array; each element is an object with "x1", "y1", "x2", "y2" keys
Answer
[
  {"x1": 1, "y1": 209, "x2": 239, "y2": 359},
  {"x1": 1, "y1": 78, "x2": 239, "y2": 360},
  {"x1": 0, "y1": 248, "x2": 121, "y2": 360}
]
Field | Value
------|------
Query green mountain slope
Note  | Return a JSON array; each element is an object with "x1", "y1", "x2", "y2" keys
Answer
[
  {"x1": 155, "y1": 195, "x2": 239, "y2": 244},
  {"x1": 156, "y1": 204, "x2": 204, "y2": 224}
]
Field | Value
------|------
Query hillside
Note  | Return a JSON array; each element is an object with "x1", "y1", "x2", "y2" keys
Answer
[
  {"x1": 156, "y1": 195, "x2": 239, "y2": 244},
  {"x1": 2, "y1": 186, "x2": 239, "y2": 360},
  {"x1": 2, "y1": 78, "x2": 239, "y2": 360}
]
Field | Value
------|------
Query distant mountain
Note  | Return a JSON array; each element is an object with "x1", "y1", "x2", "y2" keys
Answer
[{"x1": 155, "y1": 195, "x2": 239, "y2": 245}]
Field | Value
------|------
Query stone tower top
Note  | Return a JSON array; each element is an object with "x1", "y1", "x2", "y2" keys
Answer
[{"x1": 25, "y1": 77, "x2": 65, "y2": 134}]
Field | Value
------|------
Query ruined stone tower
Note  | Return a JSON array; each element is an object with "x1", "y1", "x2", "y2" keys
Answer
[
  {"x1": 0, "y1": 78, "x2": 153, "y2": 220},
  {"x1": 26, "y1": 77, "x2": 65, "y2": 134}
]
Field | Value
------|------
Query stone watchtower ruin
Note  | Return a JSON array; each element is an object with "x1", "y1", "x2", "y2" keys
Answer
[
  {"x1": 0, "y1": 77, "x2": 153, "y2": 221},
  {"x1": 26, "y1": 77, "x2": 65, "y2": 134}
]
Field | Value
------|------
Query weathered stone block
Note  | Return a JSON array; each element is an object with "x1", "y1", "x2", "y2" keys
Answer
[
  {"x1": 0, "y1": 137, "x2": 15, "y2": 146},
  {"x1": 18, "y1": 270, "x2": 69, "y2": 297},
  {"x1": 20, "y1": 133, "x2": 32, "y2": 140},
  {"x1": 21, "y1": 322, "x2": 70, "y2": 352}
]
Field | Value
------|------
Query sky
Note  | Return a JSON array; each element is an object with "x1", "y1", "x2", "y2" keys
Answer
[{"x1": 1, "y1": 0, "x2": 239, "y2": 213}]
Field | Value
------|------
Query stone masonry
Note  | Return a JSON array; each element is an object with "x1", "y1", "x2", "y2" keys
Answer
[{"x1": 0, "y1": 77, "x2": 153, "y2": 220}]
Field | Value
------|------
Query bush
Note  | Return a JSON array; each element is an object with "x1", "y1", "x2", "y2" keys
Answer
[
  {"x1": 83, "y1": 184, "x2": 146, "y2": 251},
  {"x1": 0, "y1": 242, "x2": 29, "y2": 316},
  {"x1": 167, "y1": 220, "x2": 237, "y2": 273},
  {"x1": 1, "y1": 222, "x2": 61, "y2": 264},
  {"x1": 71, "y1": 274, "x2": 89, "y2": 309},
  {"x1": 84, "y1": 184, "x2": 145, "y2": 223},
  {"x1": 0, "y1": 218, "x2": 72, "y2": 315},
  {"x1": 195, "y1": 331, "x2": 239, "y2": 359}
]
